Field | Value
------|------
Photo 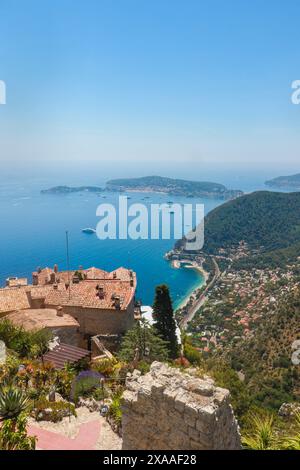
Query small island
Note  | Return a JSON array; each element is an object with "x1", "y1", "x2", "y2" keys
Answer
[
  {"x1": 41, "y1": 185, "x2": 104, "y2": 194},
  {"x1": 106, "y1": 176, "x2": 243, "y2": 200},
  {"x1": 265, "y1": 173, "x2": 300, "y2": 190}
]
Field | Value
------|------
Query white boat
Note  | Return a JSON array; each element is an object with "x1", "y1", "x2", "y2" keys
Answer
[{"x1": 82, "y1": 228, "x2": 96, "y2": 234}]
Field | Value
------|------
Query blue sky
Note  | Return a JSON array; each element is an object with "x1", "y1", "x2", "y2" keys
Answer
[{"x1": 0, "y1": 0, "x2": 299, "y2": 180}]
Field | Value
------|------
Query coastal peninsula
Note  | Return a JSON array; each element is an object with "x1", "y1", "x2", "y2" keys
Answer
[
  {"x1": 106, "y1": 175, "x2": 243, "y2": 200},
  {"x1": 42, "y1": 176, "x2": 243, "y2": 199},
  {"x1": 265, "y1": 173, "x2": 300, "y2": 190}
]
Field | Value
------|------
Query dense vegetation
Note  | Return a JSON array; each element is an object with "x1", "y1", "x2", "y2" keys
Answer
[
  {"x1": 198, "y1": 191, "x2": 300, "y2": 268},
  {"x1": 0, "y1": 319, "x2": 52, "y2": 358},
  {"x1": 225, "y1": 288, "x2": 300, "y2": 410},
  {"x1": 118, "y1": 319, "x2": 169, "y2": 364}
]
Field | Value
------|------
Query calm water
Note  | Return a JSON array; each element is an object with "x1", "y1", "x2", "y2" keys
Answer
[{"x1": 0, "y1": 173, "x2": 271, "y2": 307}]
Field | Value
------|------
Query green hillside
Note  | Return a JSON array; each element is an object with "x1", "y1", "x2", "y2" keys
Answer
[{"x1": 202, "y1": 191, "x2": 300, "y2": 268}]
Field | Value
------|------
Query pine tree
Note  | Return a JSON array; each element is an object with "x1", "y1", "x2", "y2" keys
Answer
[
  {"x1": 152, "y1": 284, "x2": 179, "y2": 359},
  {"x1": 118, "y1": 319, "x2": 169, "y2": 363}
]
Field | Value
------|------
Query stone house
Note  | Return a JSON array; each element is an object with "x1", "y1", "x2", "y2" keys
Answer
[
  {"x1": 7, "y1": 308, "x2": 80, "y2": 346},
  {"x1": 0, "y1": 265, "x2": 138, "y2": 351}
]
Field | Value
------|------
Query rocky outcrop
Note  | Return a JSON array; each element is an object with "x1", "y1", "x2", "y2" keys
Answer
[
  {"x1": 278, "y1": 402, "x2": 300, "y2": 418},
  {"x1": 121, "y1": 362, "x2": 241, "y2": 450}
]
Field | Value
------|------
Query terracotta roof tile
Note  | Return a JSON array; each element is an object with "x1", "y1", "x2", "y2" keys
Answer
[
  {"x1": 7, "y1": 309, "x2": 79, "y2": 330},
  {"x1": 0, "y1": 266, "x2": 136, "y2": 314},
  {"x1": 0, "y1": 288, "x2": 30, "y2": 314}
]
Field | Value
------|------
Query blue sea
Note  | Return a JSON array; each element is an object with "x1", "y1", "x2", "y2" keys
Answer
[{"x1": 0, "y1": 171, "x2": 278, "y2": 308}]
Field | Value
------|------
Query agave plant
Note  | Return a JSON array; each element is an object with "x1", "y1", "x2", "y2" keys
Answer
[
  {"x1": 242, "y1": 413, "x2": 278, "y2": 450},
  {"x1": 0, "y1": 385, "x2": 30, "y2": 420}
]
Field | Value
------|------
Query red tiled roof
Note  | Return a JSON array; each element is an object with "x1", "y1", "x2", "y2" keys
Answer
[
  {"x1": 44, "y1": 279, "x2": 134, "y2": 310},
  {"x1": 0, "y1": 288, "x2": 30, "y2": 314},
  {"x1": 0, "y1": 266, "x2": 136, "y2": 315},
  {"x1": 32, "y1": 266, "x2": 136, "y2": 311},
  {"x1": 8, "y1": 309, "x2": 79, "y2": 331}
]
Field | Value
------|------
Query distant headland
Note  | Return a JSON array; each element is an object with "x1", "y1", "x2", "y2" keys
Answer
[
  {"x1": 265, "y1": 173, "x2": 300, "y2": 190},
  {"x1": 106, "y1": 176, "x2": 243, "y2": 199},
  {"x1": 41, "y1": 176, "x2": 243, "y2": 200},
  {"x1": 41, "y1": 185, "x2": 104, "y2": 194}
]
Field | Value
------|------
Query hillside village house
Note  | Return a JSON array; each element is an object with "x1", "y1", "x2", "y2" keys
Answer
[{"x1": 0, "y1": 265, "x2": 138, "y2": 350}]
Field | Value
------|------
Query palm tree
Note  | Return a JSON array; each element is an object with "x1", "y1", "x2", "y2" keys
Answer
[{"x1": 0, "y1": 385, "x2": 30, "y2": 420}]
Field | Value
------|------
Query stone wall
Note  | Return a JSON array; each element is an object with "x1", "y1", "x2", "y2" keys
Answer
[
  {"x1": 49, "y1": 326, "x2": 80, "y2": 347},
  {"x1": 46, "y1": 296, "x2": 135, "y2": 340},
  {"x1": 121, "y1": 362, "x2": 241, "y2": 450}
]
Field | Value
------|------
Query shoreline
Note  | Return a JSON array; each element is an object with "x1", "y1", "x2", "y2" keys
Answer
[{"x1": 173, "y1": 262, "x2": 209, "y2": 311}]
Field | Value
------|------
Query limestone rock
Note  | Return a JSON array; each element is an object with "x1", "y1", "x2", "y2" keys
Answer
[
  {"x1": 77, "y1": 397, "x2": 101, "y2": 412},
  {"x1": 0, "y1": 340, "x2": 6, "y2": 365},
  {"x1": 278, "y1": 402, "x2": 300, "y2": 418}
]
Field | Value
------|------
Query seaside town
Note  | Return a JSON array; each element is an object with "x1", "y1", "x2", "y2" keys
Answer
[{"x1": 167, "y1": 243, "x2": 300, "y2": 355}]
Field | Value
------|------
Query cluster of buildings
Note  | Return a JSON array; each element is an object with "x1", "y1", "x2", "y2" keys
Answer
[
  {"x1": 188, "y1": 262, "x2": 300, "y2": 353},
  {"x1": 0, "y1": 265, "x2": 139, "y2": 355}
]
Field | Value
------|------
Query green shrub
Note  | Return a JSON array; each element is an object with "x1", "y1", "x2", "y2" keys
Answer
[
  {"x1": 0, "y1": 413, "x2": 36, "y2": 450},
  {"x1": 33, "y1": 398, "x2": 76, "y2": 422},
  {"x1": 107, "y1": 391, "x2": 123, "y2": 426},
  {"x1": 0, "y1": 319, "x2": 52, "y2": 358},
  {"x1": 184, "y1": 344, "x2": 202, "y2": 364},
  {"x1": 92, "y1": 386, "x2": 109, "y2": 401},
  {"x1": 136, "y1": 360, "x2": 151, "y2": 375},
  {"x1": 71, "y1": 371, "x2": 103, "y2": 403}
]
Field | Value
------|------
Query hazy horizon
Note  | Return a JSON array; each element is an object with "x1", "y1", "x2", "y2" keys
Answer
[{"x1": 0, "y1": 0, "x2": 299, "y2": 175}]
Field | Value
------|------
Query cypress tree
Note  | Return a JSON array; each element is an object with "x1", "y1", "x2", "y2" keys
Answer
[{"x1": 152, "y1": 284, "x2": 179, "y2": 359}]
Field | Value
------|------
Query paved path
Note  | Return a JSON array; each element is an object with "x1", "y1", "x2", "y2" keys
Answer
[
  {"x1": 28, "y1": 420, "x2": 101, "y2": 450},
  {"x1": 27, "y1": 408, "x2": 122, "y2": 450}
]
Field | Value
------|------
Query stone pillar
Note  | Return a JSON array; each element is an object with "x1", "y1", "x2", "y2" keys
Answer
[{"x1": 121, "y1": 362, "x2": 241, "y2": 450}]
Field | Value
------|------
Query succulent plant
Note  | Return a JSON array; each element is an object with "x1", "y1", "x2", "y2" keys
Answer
[{"x1": 0, "y1": 386, "x2": 30, "y2": 420}]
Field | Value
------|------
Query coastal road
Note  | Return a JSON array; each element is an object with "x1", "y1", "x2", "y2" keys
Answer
[{"x1": 180, "y1": 257, "x2": 220, "y2": 330}]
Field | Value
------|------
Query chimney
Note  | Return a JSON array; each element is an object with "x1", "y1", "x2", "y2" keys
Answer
[
  {"x1": 32, "y1": 273, "x2": 39, "y2": 286},
  {"x1": 97, "y1": 285, "x2": 104, "y2": 299},
  {"x1": 56, "y1": 306, "x2": 63, "y2": 317},
  {"x1": 54, "y1": 264, "x2": 58, "y2": 273}
]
